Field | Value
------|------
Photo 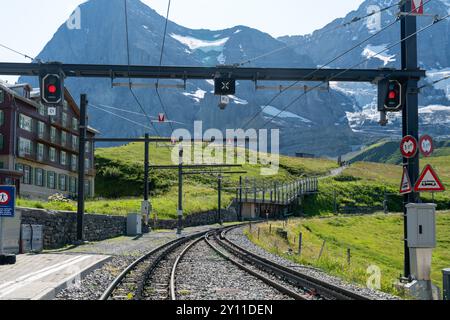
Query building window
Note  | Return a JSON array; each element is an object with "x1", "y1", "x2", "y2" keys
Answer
[
  {"x1": 71, "y1": 155, "x2": 77, "y2": 171},
  {"x1": 85, "y1": 141, "x2": 91, "y2": 152},
  {"x1": 37, "y1": 143, "x2": 44, "y2": 162},
  {"x1": 38, "y1": 121, "x2": 45, "y2": 139},
  {"x1": 15, "y1": 163, "x2": 24, "y2": 183},
  {"x1": 19, "y1": 114, "x2": 32, "y2": 132},
  {"x1": 63, "y1": 101, "x2": 68, "y2": 112},
  {"x1": 0, "y1": 110, "x2": 4, "y2": 126},
  {"x1": 61, "y1": 151, "x2": 67, "y2": 165},
  {"x1": 35, "y1": 168, "x2": 44, "y2": 187},
  {"x1": 61, "y1": 131, "x2": 67, "y2": 146},
  {"x1": 38, "y1": 103, "x2": 46, "y2": 116},
  {"x1": 49, "y1": 147, "x2": 56, "y2": 162},
  {"x1": 47, "y1": 172, "x2": 56, "y2": 189},
  {"x1": 59, "y1": 174, "x2": 67, "y2": 191},
  {"x1": 50, "y1": 127, "x2": 57, "y2": 143},
  {"x1": 84, "y1": 180, "x2": 91, "y2": 196},
  {"x1": 19, "y1": 137, "x2": 32, "y2": 157},
  {"x1": 85, "y1": 158, "x2": 90, "y2": 171},
  {"x1": 72, "y1": 135, "x2": 78, "y2": 150},
  {"x1": 72, "y1": 118, "x2": 78, "y2": 131},
  {"x1": 69, "y1": 177, "x2": 77, "y2": 193},
  {"x1": 62, "y1": 112, "x2": 68, "y2": 127},
  {"x1": 23, "y1": 165, "x2": 32, "y2": 185},
  {"x1": 0, "y1": 134, "x2": 3, "y2": 151},
  {"x1": 0, "y1": 90, "x2": 4, "y2": 104}
]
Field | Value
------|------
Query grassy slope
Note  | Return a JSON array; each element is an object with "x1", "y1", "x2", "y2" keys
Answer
[
  {"x1": 349, "y1": 139, "x2": 450, "y2": 165},
  {"x1": 18, "y1": 142, "x2": 338, "y2": 219},
  {"x1": 247, "y1": 212, "x2": 450, "y2": 296},
  {"x1": 305, "y1": 153, "x2": 450, "y2": 214}
]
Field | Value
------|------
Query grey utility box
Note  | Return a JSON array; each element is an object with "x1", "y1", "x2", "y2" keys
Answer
[
  {"x1": 20, "y1": 225, "x2": 43, "y2": 253},
  {"x1": 406, "y1": 203, "x2": 436, "y2": 248},
  {"x1": 127, "y1": 213, "x2": 142, "y2": 236},
  {"x1": 0, "y1": 210, "x2": 21, "y2": 254},
  {"x1": 444, "y1": 269, "x2": 450, "y2": 300}
]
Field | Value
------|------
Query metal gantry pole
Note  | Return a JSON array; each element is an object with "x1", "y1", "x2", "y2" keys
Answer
[
  {"x1": 218, "y1": 175, "x2": 223, "y2": 226},
  {"x1": 238, "y1": 176, "x2": 243, "y2": 222},
  {"x1": 177, "y1": 145, "x2": 183, "y2": 235},
  {"x1": 76, "y1": 94, "x2": 87, "y2": 242},
  {"x1": 401, "y1": 0, "x2": 420, "y2": 279},
  {"x1": 143, "y1": 133, "x2": 150, "y2": 227}
]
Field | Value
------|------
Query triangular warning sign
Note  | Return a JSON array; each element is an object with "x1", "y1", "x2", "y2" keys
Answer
[
  {"x1": 412, "y1": 0, "x2": 424, "y2": 14},
  {"x1": 414, "y1": 164, "x2": 446, "y2": 192},
  {"x1": 400, "y1": 167, "x2": 413, "y2": 194}
]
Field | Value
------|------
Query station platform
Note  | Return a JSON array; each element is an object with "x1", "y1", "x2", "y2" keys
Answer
[
  {"x1": 0, "y1": 223, "x2": 229, "y2": 300},
  {"x1": 0, "y1": 253, "x2": 110, "y2": 300}
]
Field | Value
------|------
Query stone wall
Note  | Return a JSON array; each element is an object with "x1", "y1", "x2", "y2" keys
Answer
[
  {"x1": 150, "y1": 209, "x2": 238, "y2": 230},
  {"x1": 19, "y1": 207, "x2": 126, "y2": 249},
  {"x1": 18, "y1": 207, "x2": 238, "y2": 249}
]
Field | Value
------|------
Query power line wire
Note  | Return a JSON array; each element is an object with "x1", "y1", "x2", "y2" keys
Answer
[
  {"x1": 0, "y1": 43, "x2": 42, "y2": 63},
  {"x1": 90, "y1": 103, "x2": 155, "y2": 130},
  {"x1": 241, "y1": 0, "x2": 423, "y2": 130},
  {"x1": 418, "y1": 75, "x2": 450, "y2": 90},
  {"x1": 156, "y1": 0, "x2": 175, "y2": 132},
  {"x1": 258, "y1": 11, "x2": 449, "y2": 130},
  {"x1": 235, "y1": 1, "x2": 401, "y2": 67},
  {"x1": 123, "y1": 0, "x2": 163, "y2": 138}
]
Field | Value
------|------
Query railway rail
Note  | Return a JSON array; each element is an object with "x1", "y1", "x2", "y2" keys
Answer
[{"x1": 100, "y1": 224, "x2": 370, "y2": 301}]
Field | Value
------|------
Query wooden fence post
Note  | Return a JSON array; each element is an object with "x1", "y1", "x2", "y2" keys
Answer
[
  {"x1": 298, "y1": 232, "x2": 303, "y2": 256},
  {"x1": 318, "y1": 240, "x2": 326, "y2": 260}
]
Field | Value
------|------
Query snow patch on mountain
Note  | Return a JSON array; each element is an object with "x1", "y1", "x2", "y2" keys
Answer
[
  {"x1": 427, "y1": 68, "x2": 450, "y2": 99},
  {"x1": 261, "y1": 106, "x2": 313, "y2": 123},
  {"x1": 362, "y1": 44, "x2": 396, "y2": 66},
  {"x1": 182, "y1": 89, "x2": 207, "y2": 103},
  {"x1": 170, "y1": 34, "x2": 229, "y2": 52}
]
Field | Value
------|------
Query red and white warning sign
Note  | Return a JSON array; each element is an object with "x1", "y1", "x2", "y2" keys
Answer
[
  {"x1": 419, "y1": 135, "x2": 434, "y2": 157},
  {"x1": 414, "y1": 164, "x2": 445, "y2": 192},
  {"x1": 412, "y1": 0, "x2": 424, "y2": 15},
  {"x1": 0, "y1": 190, "x2": 11, "y2": 205},
  {"x1": 400, "y1": 135, "x2": 418, "y2": 158},
  {"x1": 158, "y1": 113, "x2": 166, "y2": 123},
  {"x1": 400, "y1": 167, "x2": 413, "y2": 194}
]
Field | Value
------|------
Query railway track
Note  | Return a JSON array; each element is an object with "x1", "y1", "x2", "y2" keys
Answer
[{"x1": 100, "y1": 224, "x2": 370, "y2": 301}]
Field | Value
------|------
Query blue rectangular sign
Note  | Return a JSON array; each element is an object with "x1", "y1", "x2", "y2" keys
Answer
[{"x1": 0, "y1": 186, "x2": 15, "y2": 217}]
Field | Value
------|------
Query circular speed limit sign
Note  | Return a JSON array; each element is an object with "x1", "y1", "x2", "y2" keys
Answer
[
  {"x1": 419, "y1": 135, "x2": 434, "y2": 157},
  {"x1": 400, "y1": 135, "x2": 418, "y2": 158}
]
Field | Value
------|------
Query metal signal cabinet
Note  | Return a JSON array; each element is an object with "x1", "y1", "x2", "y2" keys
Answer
[
  {"x1": 406, "y1": 203, "x2": 436, "y2": 248},
  {"x1": 127, "y1": 213, "x2": 142, "y2": 237},
  {"x1": 0, "y1": 211, "x2": 21, "y2": 254}
]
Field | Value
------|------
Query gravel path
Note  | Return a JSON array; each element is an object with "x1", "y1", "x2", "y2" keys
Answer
[
  {"x1": 175, "y1": 239, "x2": 293, "y2": 300},
  {"x1": 227, "y1": 225, "x2": 400, "y2": 300}
]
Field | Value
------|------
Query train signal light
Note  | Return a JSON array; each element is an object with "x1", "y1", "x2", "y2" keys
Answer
[
  {"x1": 41, "y1": 73, "x2": 63, "y2": 105},
  {"x1": 214, "y1": 78, "x2": 236, "y2": 96},
  {"x1": 378, "y1": 79, "x2": 403, "y2": 112}
]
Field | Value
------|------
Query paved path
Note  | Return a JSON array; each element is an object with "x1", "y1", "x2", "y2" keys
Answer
[{"x1": 0, "y1": 223, "x2": 228, "y2": 300}]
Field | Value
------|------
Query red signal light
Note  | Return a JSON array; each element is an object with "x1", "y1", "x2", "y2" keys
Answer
[
  {"x1": 48, "y1": 84, "x2": 57, "y2": 94},
  {"x1": 389, "y1": 91, "x2": 396, "y2": 99}
]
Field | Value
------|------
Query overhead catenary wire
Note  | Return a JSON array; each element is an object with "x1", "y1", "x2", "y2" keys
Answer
[
  {"x1": 123, "y1": 0, "x2": 164, "y2": 138},
  {"x1": 89, "y1": 103, "x2": 155, "y2": 131},
  {"x1": 155, "y1": 0, "x2": 175, "y2": 132},
  {"x1": 240, "y1": 0, "x2": 422, "y2": 130},
  {"x1": 418, "y1": 75, "x2": 450, "y2": 90},
  {"x1": 235, "y1": 1, "x2": 402, "y2": 68},
  {"x1": 258, "y1": 11, "x2": 450, "y2": 130},
  {"x1": 0, "y1": 43, "x2": 42, "y2": 63}
]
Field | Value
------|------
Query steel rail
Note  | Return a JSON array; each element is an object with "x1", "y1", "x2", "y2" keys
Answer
[
  {"x1": 204, "y1": 230, "x2": 310, "y2": 300},
  {"x1": 220, "y1": 226, "x2": 370, "y2": 300},
  {"x1": 99, "y1": 231, "x2": 209, "y2": 300},
  {"x1": 169, "y1": 236, "x2": 205, "y2": 300}
]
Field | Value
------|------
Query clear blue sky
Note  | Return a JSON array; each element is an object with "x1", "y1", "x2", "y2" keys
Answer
[{"x1": 0, "y1": 0, "x2": 364, "y2": 81}]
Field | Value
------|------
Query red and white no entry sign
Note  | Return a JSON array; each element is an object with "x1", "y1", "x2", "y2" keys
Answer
[
  {"x1": 0, "y1": 191, "x2": 10, "y2": 205},
  {"x1": 419, "y1": 135, "x2": 434, "y2": 157},
  {"x1": 400, "y1": 135, "x2": 418, "y2": 158}
]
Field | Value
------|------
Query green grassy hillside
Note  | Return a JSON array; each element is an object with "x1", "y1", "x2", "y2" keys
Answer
[
  {"x1": 246, "y1": 212, "x2": 450, "y2": 297},
  {"x1": 349, "y1": 139, "x2": 450, "y2": 165}
]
